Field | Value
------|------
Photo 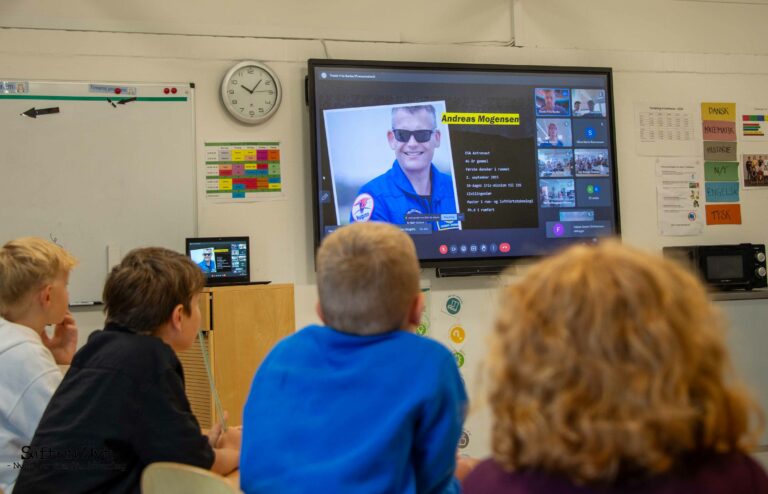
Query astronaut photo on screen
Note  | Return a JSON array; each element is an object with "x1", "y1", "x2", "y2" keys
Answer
[
  {"x1": 324, "y1": 101, "x2": 461, "y2": 231},
  {"x1": 191, "y1": 248, "x2": 217, "y2": 273}
]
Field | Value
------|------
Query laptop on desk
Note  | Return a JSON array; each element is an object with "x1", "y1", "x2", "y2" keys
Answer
[{"x1": 185, "y1": 236, "x2": 270, "y2": 287}]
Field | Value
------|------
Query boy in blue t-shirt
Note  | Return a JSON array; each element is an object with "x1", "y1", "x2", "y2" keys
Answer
[{"x1": 241, "y1": 222, "x2": 469, "y2": 493}]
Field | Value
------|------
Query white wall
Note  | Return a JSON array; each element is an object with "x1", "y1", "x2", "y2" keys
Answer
[
  {"x1": 515, "y1": 0, "x2": 768, "y2": 55},
  {"x1": 4, "y1": 0, "x2": 768, "y2": 460},
  {"x1": 0, "y1": 0, "x2": 514, "y2": 44}
]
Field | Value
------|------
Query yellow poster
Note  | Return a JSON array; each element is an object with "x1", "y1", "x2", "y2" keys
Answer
[{"x1": 701, "y1": 102, "x2": 736, "y2": 122}]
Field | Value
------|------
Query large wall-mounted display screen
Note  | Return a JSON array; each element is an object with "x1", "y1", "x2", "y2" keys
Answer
[{"x1": 308, "y1": 59, "x2": 620, "y2": 269}]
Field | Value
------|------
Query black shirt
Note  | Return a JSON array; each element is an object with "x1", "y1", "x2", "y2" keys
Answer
[{"x1": 14, "y1": 323, "x2": 214, "y2": 494}]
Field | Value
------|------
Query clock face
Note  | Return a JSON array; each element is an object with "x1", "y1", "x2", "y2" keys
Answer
[{"x1": 221, "y1": 62, "x2": 282, "y2": 124}]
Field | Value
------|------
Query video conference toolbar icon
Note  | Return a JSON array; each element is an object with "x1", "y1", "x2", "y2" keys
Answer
[
  {"x1": 444, "y1": 243, "x2": 497, "y2": 255},
  {"x1": 499, "y1": 243, "x2": 511, "y2": 253}
]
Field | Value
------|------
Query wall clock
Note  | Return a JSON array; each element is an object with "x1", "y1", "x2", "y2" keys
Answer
[{"x1": 221, "y1": 61, "x2": 282, "y2": 124}]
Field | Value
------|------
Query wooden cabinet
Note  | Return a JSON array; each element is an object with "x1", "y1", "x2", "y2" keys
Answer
[{"x1": 177, "y1": 284, "x2": 295, "y2": 428}]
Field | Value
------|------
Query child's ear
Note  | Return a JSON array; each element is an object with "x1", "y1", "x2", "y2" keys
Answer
[
  {"x1": 315, "y1": 301, "x2": 326, "y2": 324},
  {"x1": 170, "y1": 303, "x2": 185, "y2": 332},
  {"x1": 37, "y1": 283, "x2": 53, "y2": 309},
  {"x1": 406, "y1": 292, "x2": 425, "y2": 329}
]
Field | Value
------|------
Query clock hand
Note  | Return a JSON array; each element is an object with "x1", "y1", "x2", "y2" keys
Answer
[
  {"x1": 240, "y1": 85, "x2": 254, "y2": 94},
  {"x1": 254, "y1": 79, "x2": 263, "y2": 89}
]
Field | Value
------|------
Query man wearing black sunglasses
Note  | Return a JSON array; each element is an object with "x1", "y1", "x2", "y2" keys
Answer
[
  {"x1": 197, "y1": 248, "x2": 217, "y2": 273},
  {"x1": 349, "y1": 104, "x2": 460, "y2": 231}
]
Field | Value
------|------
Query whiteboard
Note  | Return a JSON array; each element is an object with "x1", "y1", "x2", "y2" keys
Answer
[{"x1": 0, "y1": 80, "x2": 196, "y2": 303}]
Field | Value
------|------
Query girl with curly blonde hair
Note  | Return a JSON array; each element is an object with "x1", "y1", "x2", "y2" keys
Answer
[{"x1": 464, "y1": 241, "x2": 768, "y2": 493}]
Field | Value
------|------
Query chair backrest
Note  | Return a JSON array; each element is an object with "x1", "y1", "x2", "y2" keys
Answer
[{"x1": 141, "y1": 462, "x2": 240, "y2": 494}]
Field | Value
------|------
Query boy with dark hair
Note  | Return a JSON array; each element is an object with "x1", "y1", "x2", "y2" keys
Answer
[
  {"x1": 241, "y1": 222, "x2": 469, "y2": 493},
  {"x1": 14, "y1": 247, "x2": 240, "y2": 494}
]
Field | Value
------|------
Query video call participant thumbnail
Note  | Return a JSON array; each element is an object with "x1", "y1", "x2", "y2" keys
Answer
[
  {"x1": 572, "y1": 119, "x2": 608, "y2": 147},
  {"x1": 572, "y1": 89, "x2": 608, "y2": 117},
  {"x1": 350, "y1": 104, "x2": 460, "y2": 231},
  {"x1": 539, "y1": 178, "x2": 576, "y2": 208},
  {"x1": 538, "y1": 149, "x2": 574, "y2": 178},
  {"x1": 535, "y1": 88, "x2": 570, "y2": 116},
  {"x1": 537, "y1": 119, "x2": 573, "y2": 148},
  {"x1": 574, "y1": 149, "x2": 610, "y2": 177}
]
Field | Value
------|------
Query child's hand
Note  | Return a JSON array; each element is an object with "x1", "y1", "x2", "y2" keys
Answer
[
  {"x1": 207, "y1": 422, "x2": 223, "y2": 449},
  {"x1": 216, "y1": 425, "x2": 242, "y2": 451},
  {"x1": 41, "y1": 312, "x2": 78, "y2": 365},
  {"x1": 206, "y1": 411, "x2": 230, "y2": 448}
]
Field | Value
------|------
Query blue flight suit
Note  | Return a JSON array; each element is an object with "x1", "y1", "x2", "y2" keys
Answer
[
  {"x1": 197, "y1": 259, "x2": 216, "y2": 273},
  {"x1": 350, "y1": 160, "x2": 460, "y2": 231}
]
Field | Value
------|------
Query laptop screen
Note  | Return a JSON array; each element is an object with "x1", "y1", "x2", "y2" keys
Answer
[{"x1": 186, "y1": 236, "x2": 250, "y2": 286}]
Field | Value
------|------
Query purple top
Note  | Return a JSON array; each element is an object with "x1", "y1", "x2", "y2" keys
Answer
[{"x1": 463, "y1": 452, "x2": 768, "y2": 494}]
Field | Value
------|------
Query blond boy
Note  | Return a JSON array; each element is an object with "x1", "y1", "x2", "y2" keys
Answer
[
  {"x1": 0, "y1": 237, "x2": 78, "y2": 493},
  {"x1": 241, "y1": 222, "x2": 468, "y2": 493}
]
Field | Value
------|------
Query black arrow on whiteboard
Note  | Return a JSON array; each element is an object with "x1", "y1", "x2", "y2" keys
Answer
[
  {"x1": 117, "y1": 97, "x2": 138, "y2": 105},
  {"x1": 21, "y1": 107, "x2": 60, "y2": 118}
]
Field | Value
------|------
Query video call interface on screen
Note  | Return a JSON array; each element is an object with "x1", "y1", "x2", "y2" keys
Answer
[
  {"x1": 310, "y1": 63, "x2": 618, "y2": 262},
  {"x1": 187, "y1": 239, "x2": 248, "y2": 282}
]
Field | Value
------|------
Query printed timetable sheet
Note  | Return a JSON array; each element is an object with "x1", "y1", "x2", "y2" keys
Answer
[
  {"x1": 635, "y1": 103, "x2": 697, "y2": 156},
  {"x1": 204, "y1": 141, "x2": 283, "y2": 202}
]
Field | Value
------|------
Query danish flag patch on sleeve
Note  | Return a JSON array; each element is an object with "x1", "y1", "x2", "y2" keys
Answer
[{"x1": 351, "y1": 193, "x2": 374, "y2": 222}]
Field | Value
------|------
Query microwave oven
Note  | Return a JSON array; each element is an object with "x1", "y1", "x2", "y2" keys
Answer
[{"x1": 663, "y1": 243, "x2": 767, "y2": 290}]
